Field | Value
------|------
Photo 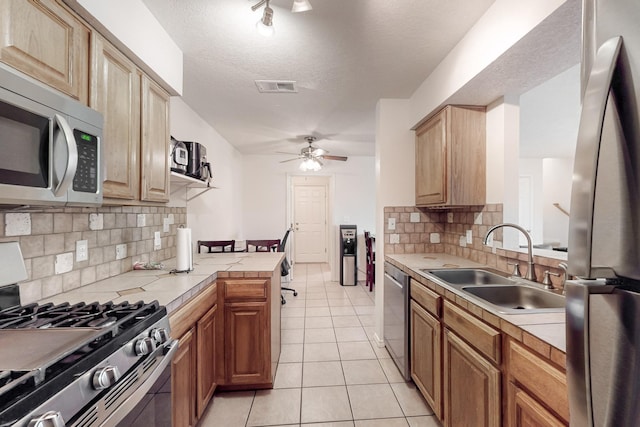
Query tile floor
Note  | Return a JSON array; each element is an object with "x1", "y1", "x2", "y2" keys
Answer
[{"x1": 198, "y1": 263, "x2": 442, "y2": 427}]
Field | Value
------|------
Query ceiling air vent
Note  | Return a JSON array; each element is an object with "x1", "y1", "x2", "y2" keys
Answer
[{"x1": 255, "y1": 80, "x2": 298, "y2": 93}]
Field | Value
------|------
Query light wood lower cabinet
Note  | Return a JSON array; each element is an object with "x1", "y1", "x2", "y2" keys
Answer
[
  {"x1": 443, "y1": 329, "x2": 501, "y2": 427},
  {"x1": 0, "y1": 0, "x2": 89, "y2": 102},
  {"x1": 170, "y1": 283, "x2": 217, "y2": 427},
  {"x1": 407, "y1": 276, "x2": 569, "y2": 427},
  {"x1": 509, "y1": 382, "x2": 566, "y2": 427},
  {"x1": 172, "y1": 328, "x2": 197, "y2": 427},
  {"x1": 217, "y1": 273, "x2": 281, "y2": 389},
  {"x1": 225, "y1": 301, "x2": 269, "y2": 385},
  {"x1": 410, "y1": 299, "x2": 442, "y2": 419},
  {"x1": 196, "y1": 303, "x2": 217, "y2": 418},
  {"x1": 507, "y1": 339, "x2": 569, "y2": 426}
]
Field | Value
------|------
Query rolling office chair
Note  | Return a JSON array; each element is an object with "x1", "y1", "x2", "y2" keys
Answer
[
  {"x1": 279, "y1": 227, "x2": 297, "y2": 304},
  {"x1": 246, "y1": 231, "x2": 296, "y2": 304}
]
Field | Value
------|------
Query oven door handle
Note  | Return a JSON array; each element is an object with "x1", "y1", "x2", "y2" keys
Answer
[{"x1": 99, "y1": 339, "x2": 178, "y2": 427}]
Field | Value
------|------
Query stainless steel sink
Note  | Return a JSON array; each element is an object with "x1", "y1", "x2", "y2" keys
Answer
[
  {"x1": 461, "y1": 285, "x2": 565, "y2": 314},
  {"x1": 422, "y1": 268, "x2": 514, "y2": 286}
]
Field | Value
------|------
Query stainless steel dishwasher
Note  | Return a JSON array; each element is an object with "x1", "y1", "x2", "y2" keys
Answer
[{"x1": 383, "y1": 261, "x2": 411, "y2": 380}]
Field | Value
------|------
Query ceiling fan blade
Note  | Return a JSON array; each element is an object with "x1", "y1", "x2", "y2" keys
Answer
[
  {"x1": 322, "y1": 155, "x2": 348, "y2": 161},
  {"x1": 279, "y1": 157, "x2": 302, "y2": 163},
  {"x1": 276, "y1": 151, "x2": 300, "y2": 155}
]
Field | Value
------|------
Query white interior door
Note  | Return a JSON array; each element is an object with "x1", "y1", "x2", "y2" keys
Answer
[{"x1": 293, "y1": 182, "x2": 328, "y2": 263}]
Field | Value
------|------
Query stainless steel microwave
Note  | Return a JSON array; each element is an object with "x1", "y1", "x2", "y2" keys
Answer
[{"x1": 0, "y1": 64, "x2": 103, "y2": 207}]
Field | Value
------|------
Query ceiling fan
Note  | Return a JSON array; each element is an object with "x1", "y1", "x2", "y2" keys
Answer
[{"x1": 279, "y1": 136, "x2": 348, "y2": 170}]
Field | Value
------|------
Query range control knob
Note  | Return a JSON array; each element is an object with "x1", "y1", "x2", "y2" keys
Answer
[
  {"x1": 92, "y1": 366, "x2": 120, "y2": 390},
  {"x1": 27, "y1": 411, "x2": 65, "y2": 427},
  {"x1": 150, "y1": 327, "x2": 169, "y2": 344},
  {"x1": 134, "y1": 337, "x2": 156, "y2": 356}
]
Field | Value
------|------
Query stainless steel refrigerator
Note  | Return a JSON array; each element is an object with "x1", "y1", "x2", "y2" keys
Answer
[{"x1": 566, "y1": 0, "x2": 640, "y2": 426}]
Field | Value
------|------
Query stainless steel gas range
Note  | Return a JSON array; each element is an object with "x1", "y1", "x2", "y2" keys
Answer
[
  {"x1": 0, "y1": 243, "x2": 176, "y2": 427},
  {"x1": 0, "y1": 300, "x2": 177, "y2": 427}
]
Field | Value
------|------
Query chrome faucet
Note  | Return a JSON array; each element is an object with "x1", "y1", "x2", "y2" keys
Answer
[{"x1": 483, "y1": 223, "x2": 537, "y2": 282}]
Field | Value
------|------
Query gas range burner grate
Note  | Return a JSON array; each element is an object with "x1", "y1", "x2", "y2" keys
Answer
[
  {"x1": 0, "y1": 300, "x2": 168, "y2": 425},
  {"x1": 0, "y1": 300, "x2": 161, "y2": 332}
]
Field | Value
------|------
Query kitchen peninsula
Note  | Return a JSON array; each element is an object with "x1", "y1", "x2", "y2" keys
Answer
[{"x1": 38, "y1": 251, "x2": 284, "y2": 426}]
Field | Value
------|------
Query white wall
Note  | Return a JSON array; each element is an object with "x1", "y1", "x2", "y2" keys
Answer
[
  {"x1": 374, "y1": 0, "x2": 569, "y2": 343},
  {"x1": 542, "y1": 157, "x2": 573, "y2": 247},
  {"x1": 409, "y1": 0, "x2": 566, "y2": 126},
  {"x1": 374, "y1": 98, "x2": 415, "y2": 344},
  {"x1": 241, "y1": 155, "x2": 375, "y2": 239},
  {"x1": 519, "y1": 158, "x2": 544, "y2": 244},
  {"x1": 242, "y1": 155, "x2": 376, "y2": 277},
  {"x1": 170, "y1": 98, "x2": 244, "y2": 244},
  {"x1": 71, "y1": 0, "x2": 183, "y2": 94}
]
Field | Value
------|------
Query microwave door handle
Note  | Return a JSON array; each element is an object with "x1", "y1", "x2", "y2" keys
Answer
[
  {"x1": 52, "y1": 114, "x2": 78, "y2": 197},
  {"x1": 568, "y1": 36, "x2": 622, "y2": 278}
]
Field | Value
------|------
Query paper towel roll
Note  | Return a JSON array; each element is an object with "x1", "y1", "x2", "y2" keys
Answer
[{"x1": 176, "y1": 227, "x2": 193, "y2": 272}]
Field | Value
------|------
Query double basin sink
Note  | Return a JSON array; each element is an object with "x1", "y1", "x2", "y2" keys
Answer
[{"x1": 421, "y1": 268, "x2": 565, "y2": 314}]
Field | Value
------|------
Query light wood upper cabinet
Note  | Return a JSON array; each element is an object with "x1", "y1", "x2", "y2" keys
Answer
[
  {"x1": 0, "y1": 0, "x2": 89, "y2": 103},
  {"x1": 90, "y1": 33, "x2": 140, "y2": 200},
  {"x1": 415, "y1": 105, "x2": 486, "y2": 207},
  {"x1": 141, "y1": 75, "x2": 170, "y2": 202}
]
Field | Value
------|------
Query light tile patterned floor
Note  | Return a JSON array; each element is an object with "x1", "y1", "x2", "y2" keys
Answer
[{"x1": 198, "y1": 263, "x2": 442, "y2": 427}]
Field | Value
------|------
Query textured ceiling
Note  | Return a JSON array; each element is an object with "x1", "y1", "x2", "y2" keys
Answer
[
  {"x1": 141, "y1": 0, "x2": 497, "y2": 157},
  {"x1": 142, "y1": 0, "x2": 581, "y2": 158}
]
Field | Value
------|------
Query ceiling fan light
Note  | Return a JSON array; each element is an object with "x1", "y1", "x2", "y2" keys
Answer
[
  {"x1": 291, "y1": 0, "x2": 312, "y2": 13},
  {"x1": 300, "y1": 157, "x2": 321, "y2": 172}
]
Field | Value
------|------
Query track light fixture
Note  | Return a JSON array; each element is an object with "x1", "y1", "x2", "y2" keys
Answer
[
  {"x1": 251, "y1": 0, "x2": 274, "y2": 37},
  {"x1": 251, "y1": 0, "x2": 312, "y2": 37},
  {"x1": 291, "y1": 0, "x2": 312, "y2": 13}
]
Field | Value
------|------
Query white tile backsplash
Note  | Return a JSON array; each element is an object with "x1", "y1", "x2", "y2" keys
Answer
[{"x1": 6, "y1": 213, "x2": 31, "y2": 236}]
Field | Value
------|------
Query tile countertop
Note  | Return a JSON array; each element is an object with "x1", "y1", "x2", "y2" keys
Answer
[
  {"x1": 386, "y1": 253, "x2": 566, "y2": 353},
  {"x1": 38, "y1": 252, "x2": 284, "y2": 315}
]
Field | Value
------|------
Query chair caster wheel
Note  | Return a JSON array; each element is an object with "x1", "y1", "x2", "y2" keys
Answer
[{"x1": 293, "y1": 291, "x2": 298, "y2": 296}]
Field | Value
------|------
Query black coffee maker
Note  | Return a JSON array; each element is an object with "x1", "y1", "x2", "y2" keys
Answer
[{"x1": 183, "y1": 141, "x2": 211, "y2": 181}]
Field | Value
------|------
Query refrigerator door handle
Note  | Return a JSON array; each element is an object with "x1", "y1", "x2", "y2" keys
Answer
[{"x1": 568, "y1": 36, "x2": 622, "y2": 278}]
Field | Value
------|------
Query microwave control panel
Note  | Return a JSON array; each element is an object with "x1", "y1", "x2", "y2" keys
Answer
[{"x1": 72, "y1": 129, "x2": 98, "y2": 193}]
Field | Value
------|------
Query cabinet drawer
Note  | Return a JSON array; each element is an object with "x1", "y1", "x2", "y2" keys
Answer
[
  {"x1": 443, "y1": 301, "x2": 501, "y2": 364},
  {"x1": 508, "y1": 340, "x2": 569, "y2": 423},
  {"x1": 410, "y1": 279, "x2": 441, "y2": 317},
  {"x1": 224, "y1": 279, "x2": 268, "y2": 300}
]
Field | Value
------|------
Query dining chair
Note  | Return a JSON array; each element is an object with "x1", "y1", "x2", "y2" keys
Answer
[
  {"x1": 197, "y1": 240, "x2": 235, "y2": 253},
  {"x1": 364, "y1": 231, "x2": 375, "y2": 291},
  {"x1": 245, "y1": 239, "x2": 280, "y2": 252}
]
